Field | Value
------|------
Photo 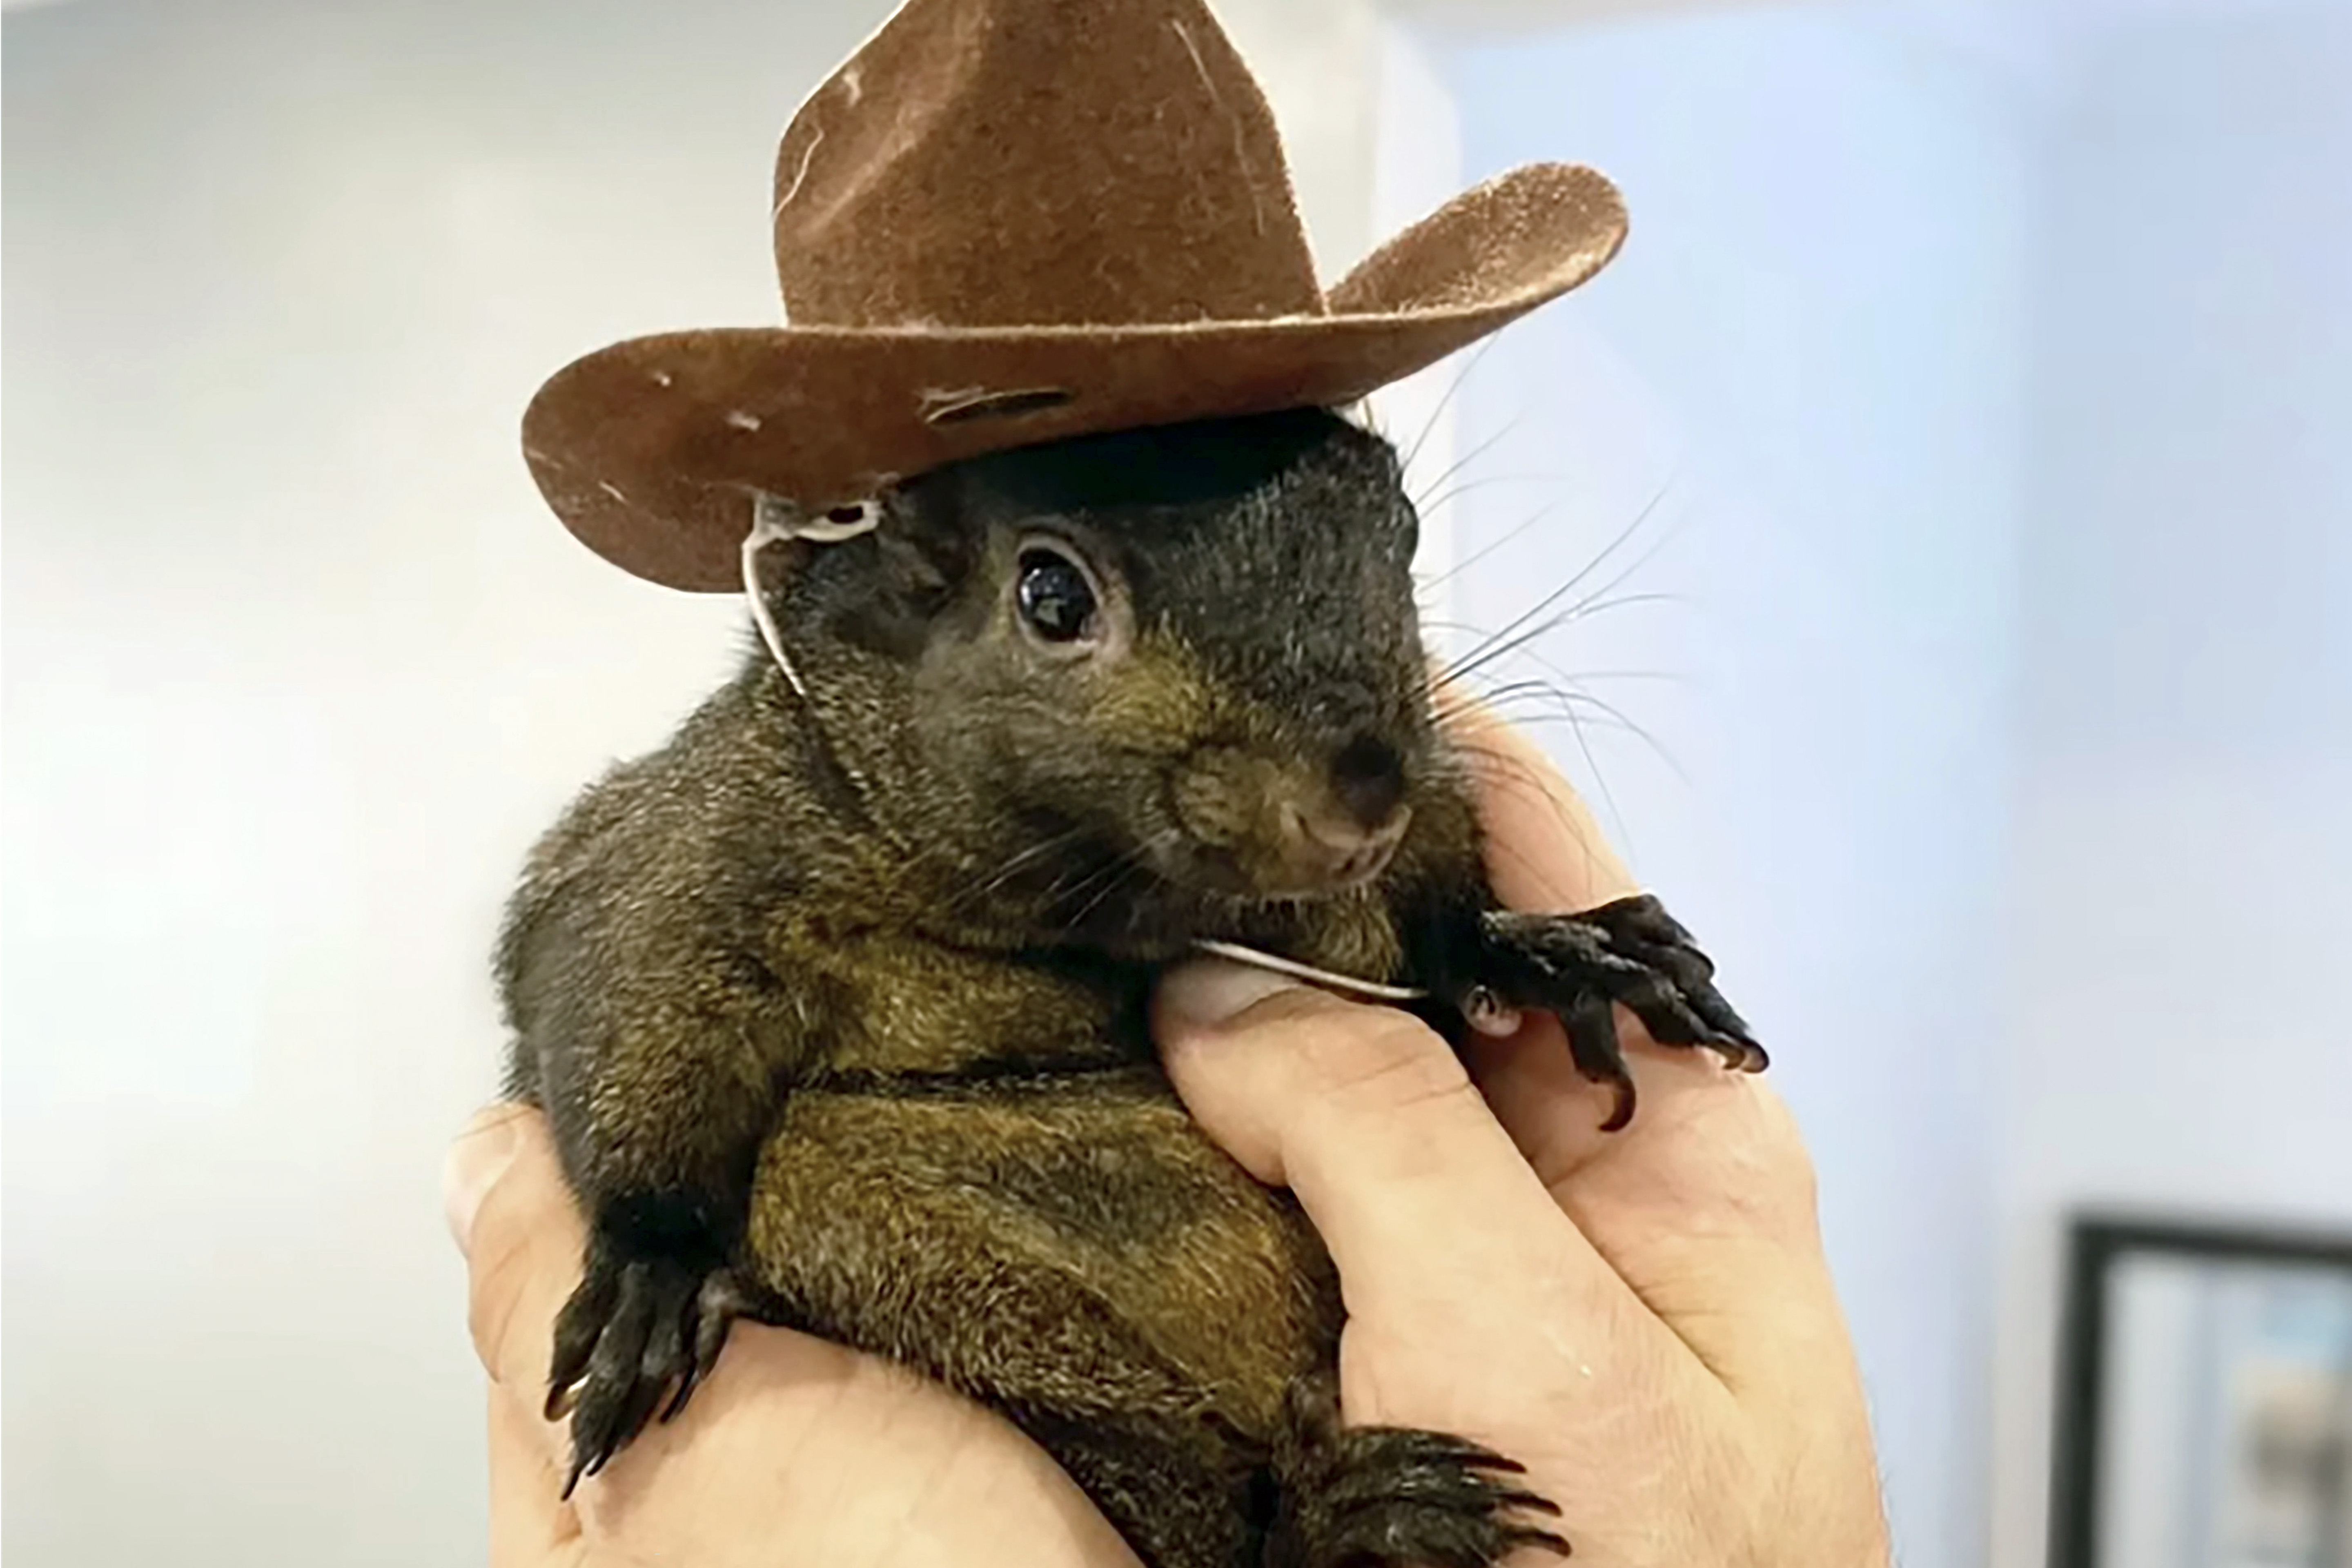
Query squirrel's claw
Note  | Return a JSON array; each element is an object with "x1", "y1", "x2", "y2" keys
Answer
[
  {"x1": 1474, "y1": 894, "x2": 1765, "y2": 1132},
  {"x1": 662, "y1": 1270, "x2": 758, "y2": 1423},
  {"x1": 1271, "y1": 1372, "x2": 1572, "y2": 1567},
  {"x1": 548, "y1": 1248, "x2": 754, "y2": 1498}
]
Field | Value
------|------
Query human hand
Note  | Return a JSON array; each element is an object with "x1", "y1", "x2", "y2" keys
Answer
[
  {"x1": 449, "y1": 708, "x2": 1887, "y2": 1568},
  {"x1": 1152, "y1": 707, "x2": 1893, "y2": 1567},
  {"x1": 445, "y1": 1107, "x2": 1140, "y2": 1568}
]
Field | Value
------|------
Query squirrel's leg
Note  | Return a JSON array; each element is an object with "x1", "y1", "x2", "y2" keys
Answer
[
  {"x1": 1265, "y1": 1371, "x2": 1569, "y2": 1568},
  {"x1": 509, "y1": 932, "x2": 803, "y2": 1492}
]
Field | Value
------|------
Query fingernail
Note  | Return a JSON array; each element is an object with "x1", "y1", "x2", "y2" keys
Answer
[
  {"x1": 1158, "y1": 960, "x2": 1307, "y2": 1031},
  {"x1": 442, "y1": 1107, "x2": 523, "y2": 1255}
]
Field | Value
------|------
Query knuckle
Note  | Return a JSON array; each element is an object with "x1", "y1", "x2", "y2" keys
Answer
[
  {"x1": 1298, "y1": 1007, "x2": 1472, "y2": 1115},
  {"x1": 1728, "y1": 1082, "x2": 1824, "y2": 1229}
]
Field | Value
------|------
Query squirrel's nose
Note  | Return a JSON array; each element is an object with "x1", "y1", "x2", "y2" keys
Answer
[{"x1": 1329, "y1": 734, "x2": 1407, "y2": 830}]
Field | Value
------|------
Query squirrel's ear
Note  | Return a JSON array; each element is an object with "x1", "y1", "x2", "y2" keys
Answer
[
  {"x1": 873, "y1": 486, "x2": 978, "y2": 599},
  {"x1": 875, "y1": 520, "x2": 951, "y2": 599},
  {"x1": 826, "y1": 512, "x2": 964, "y2": 662}
]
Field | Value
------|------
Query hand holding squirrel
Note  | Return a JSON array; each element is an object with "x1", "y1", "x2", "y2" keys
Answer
[{"x1": 452, "y1": 711, "x2": 1886, "y2": 1568}]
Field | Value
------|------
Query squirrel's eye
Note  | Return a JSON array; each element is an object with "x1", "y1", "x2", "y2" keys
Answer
[{"x1": 1016, "y1": 549, "x2": 1098, "y2": 644}]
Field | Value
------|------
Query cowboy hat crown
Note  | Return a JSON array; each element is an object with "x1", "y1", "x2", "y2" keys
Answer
[{"x1": 523, "y1": 0, "x2": 1628, "y2": 591}]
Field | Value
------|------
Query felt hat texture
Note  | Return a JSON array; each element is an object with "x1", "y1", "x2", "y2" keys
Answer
[{"x1": 522, "y1": 0, "x2": 1629, "y2": 592}]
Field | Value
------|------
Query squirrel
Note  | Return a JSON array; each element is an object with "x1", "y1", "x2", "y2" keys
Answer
[{"x1": 495, "y1": 404, "x2": 1763, "y2": 1568}]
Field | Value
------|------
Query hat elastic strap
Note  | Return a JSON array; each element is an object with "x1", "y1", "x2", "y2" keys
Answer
[{"x1": 742, "y1": 494, "x2": 882, "y2": 699}]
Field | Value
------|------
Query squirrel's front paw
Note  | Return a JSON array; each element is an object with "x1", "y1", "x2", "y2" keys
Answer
[
  {"x1": 545, "y1": 1242, "x2": 758, "y2": 1494},
  {"x1": 1477, "y1": 893, "x2": 1766, "y2": 1131},
  {"x1": 1269, "y1": 1375, "x2": 1567, "y2": 1568}
]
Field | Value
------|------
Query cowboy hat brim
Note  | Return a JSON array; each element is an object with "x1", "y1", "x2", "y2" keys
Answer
[{"x1": 522, "y1": 164, "x2": 1626, "y2": 592}]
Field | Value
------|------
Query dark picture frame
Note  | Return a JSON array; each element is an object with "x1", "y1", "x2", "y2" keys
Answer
[{"x1": 2049, "y1": 1214, "x2": 2352, "y2": 1568}]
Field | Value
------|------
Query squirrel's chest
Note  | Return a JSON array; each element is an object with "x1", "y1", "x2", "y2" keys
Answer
[{"x1": 801, "y1": 932, "x2": 1149, "y2": 1080}]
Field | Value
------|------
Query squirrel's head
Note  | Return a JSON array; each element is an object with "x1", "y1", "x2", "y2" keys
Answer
[{"x1": 774, "y1": 407, "x2": 1455, "y2": 955}]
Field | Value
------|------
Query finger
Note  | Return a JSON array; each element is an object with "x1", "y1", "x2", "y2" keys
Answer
[
  {"x1": 488, "y1": 1381, "x2": 583, "y2": 1568},
  {"x1": 1439, "y1": 688, "x2": 1638, "y2": 914},
  {"x1": 1155, "y1": 963, "x2": 1658, "y2": 1349},
  {"x1": 1465, "y1": 1010, "x2": 1842, "y2": 1402},
  {"x1": 1459, "y1": 1008, "x2": 1774, "y2": 1196},
  {"x1": 580, "y1": 1329, "x2": 1145, "y2": 1568},
  {"x1": 1441, "y1": 702, "x2": 1846, "y2": 1395},
  {"x1": 450, "y1": 1116, "x2": 1140, "y2": 1566},
  {"x1": 450, "y1": 1105, "x2": 586, "y2": 1474},
  {"x1": 1442, "y1": 708, "x2": 1799, "y2": 1232},
  {"x1": 445, "y1": 1102, "x2": 532, "y2": 1254}
]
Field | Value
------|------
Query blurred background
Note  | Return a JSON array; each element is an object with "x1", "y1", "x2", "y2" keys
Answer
[{"x1": 5, "y1": 0, "x2": 2348, "y2": 1564}]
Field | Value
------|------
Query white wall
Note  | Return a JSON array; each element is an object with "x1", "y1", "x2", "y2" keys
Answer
[
  {"x1": 1422, "y1": 7, "x2": 2352, "y2": 1567},
  {"x1": 1988, "y1": 8, "x2": 2352, "y2": 1565},
  {"x1": 1428, "y1": 12, "x2": 2031, "y2": 1568},
  {"x1": 2, "y1": 6, "x2": 864, "y2": 1561},
  {"x1": 0, "y1": 0, "x2": 1432, "y2": 1561}
]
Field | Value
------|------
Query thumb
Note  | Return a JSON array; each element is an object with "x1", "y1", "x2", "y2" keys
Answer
[
  {"x1": 1152, "y1": 962, "x2": 1591, "y2": 1325},
  {"x1": 444, "y1": 1104, "x2": 529, "y2": 1256},
  {"x1": 445, "y1": 1105, "x2": 585, "y2": 1418}
]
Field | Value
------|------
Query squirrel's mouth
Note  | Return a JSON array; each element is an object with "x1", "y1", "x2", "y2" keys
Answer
[
  {"x1": 987, "y1": 796, "x2": 1414, "y2": 957},
  {"x1": 1007, "y1": 829, "x2": 1400, "y2": 965},
  {"x1": 1141, "y1": 822, "x2": 1407, "y2": 906},
  {"x1": 1165, "y1": 741, "x2": 1416, "y2": 905}
]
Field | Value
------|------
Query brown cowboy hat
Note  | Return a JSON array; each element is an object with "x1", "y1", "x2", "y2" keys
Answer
[{"x1": 521, "y1": 0, "x2": 1628, "y2": 592}]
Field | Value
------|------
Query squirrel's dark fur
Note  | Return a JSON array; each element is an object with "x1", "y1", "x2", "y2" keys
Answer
[{"x1": 496, "y1": 407, "x2": 1760, "y2": 1568}]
